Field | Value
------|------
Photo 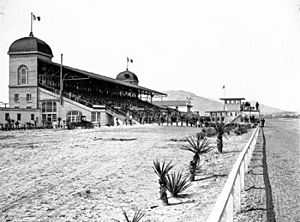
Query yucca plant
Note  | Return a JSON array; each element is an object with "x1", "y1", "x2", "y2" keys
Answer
[
  {"x1": 181, "y1": 135, "x2": 212, "y2": 181},
  {"x1": 166, "y1": 171, "x2": 192, "y2": 198},
  {"x1": 212, "y1": 121, "x2": 229, "y2": 153},
  {"x1": 153, "y1": 160, "x2": 174, "y2": 205},
  {"x1": 120, "y1": 208, "x2": 145, "y2": 222}
]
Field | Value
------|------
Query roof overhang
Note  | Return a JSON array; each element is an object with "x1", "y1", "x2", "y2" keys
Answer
[
  {"x1": 219, "y1": 98, "x2": 245, "y2": 101},
  {"x1": 38, "y1": 58, "x2": 166, "y2": 96}
]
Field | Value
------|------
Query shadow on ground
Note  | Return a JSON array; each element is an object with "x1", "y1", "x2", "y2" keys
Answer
[{"x1": 236, "y1": 128, "x2": 276, "y2": 222}]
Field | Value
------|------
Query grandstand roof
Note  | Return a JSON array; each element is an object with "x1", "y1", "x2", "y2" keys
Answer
[
  {"x1": 219, "y1": 98, "x2": 245, "y2": 101},
  {"x1": 38, "y1": 59, "x2": 166, "y2": 96},
  {"x1": 152, "y1": 100, "x2": 187, "y2": 107}
]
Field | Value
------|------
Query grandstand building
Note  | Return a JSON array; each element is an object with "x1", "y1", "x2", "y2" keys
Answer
[{"x1": 0, "y1": 34, "x2": 166, "y2": 128}]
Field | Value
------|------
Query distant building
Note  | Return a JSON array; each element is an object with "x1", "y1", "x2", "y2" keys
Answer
[
  {"x1": 152, "y1": 100, "x2": 193, "y2": 113},
  {"x1": 206, "y1": 97, "x2": 245, "y2": 122},
  {"x1": 206, "y1": 97, "x2": 260, "y2": 122}
]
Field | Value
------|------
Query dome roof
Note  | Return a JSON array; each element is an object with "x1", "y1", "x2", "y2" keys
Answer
[
  {"x1": 116, "y1": 70, "x2": 139, "y2": 85},
  {"x1": 8, "y1": 36, "x2": 53, "y2": 57}
]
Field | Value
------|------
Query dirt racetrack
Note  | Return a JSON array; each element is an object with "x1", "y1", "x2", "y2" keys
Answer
[
  {"x1": 0, "y1": 125, "x2": 253, "y2": 222},
  {"x1": 264, "y1": 119, "x2": 300, "y2": 221},
  {"x1": 236, "y1": 118, "x2": 300, "y2": 222}
]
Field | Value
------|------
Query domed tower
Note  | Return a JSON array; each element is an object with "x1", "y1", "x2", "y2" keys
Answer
[
  {"x1": 116, "y1": 70, "x2": 139, "y2": 85},
  {"x1": 7, "y1": 35, "x2": 53, "y2": 109}
]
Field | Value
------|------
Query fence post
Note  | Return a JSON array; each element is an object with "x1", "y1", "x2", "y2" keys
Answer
[
  {"x1": 225, "y1": 193, "x2": 234, "y2": 222},
  {"x1": 235, "y1": 173, "x2": 241, "y2": 213},
  {"x1": 240, "y1": 161, "x2": 245, "y2": 191},
  {"x1": 244, "y1": 150, "x2": 249, "y2": 173}
]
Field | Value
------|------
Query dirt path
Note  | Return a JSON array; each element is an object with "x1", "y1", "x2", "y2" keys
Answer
[
  {"x1": 264, "y1": 119, "x2": 300, "y2": 221},
  {"x1": 237, "y1": 119, "x2": 300, "y2": 222}
]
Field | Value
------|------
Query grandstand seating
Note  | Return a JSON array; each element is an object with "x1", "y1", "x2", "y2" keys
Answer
[{"x1": 38, "y1": 82, "x2": 164, "y2": 124}]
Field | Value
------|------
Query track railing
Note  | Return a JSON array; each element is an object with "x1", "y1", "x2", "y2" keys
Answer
[{"x1": 207, "y1": 126, "x2": 260, "y2": 222}]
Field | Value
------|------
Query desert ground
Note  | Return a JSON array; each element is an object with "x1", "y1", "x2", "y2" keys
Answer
[{"x1": 0, "y1": 124, "x2": 254, "y2": 222}]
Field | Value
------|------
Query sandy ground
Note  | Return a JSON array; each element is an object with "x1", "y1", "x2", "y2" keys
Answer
[
  {"x1": 0, "y1": 125, "x2": 253, "y2": 222},
  {"x1": 236, "y1": 118, "x2": 300, "y2": 222}
]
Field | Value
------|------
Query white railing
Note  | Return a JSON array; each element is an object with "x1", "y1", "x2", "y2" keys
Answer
[{"x1": 207, "y1": 126, "x2": 260, "y2": 222}]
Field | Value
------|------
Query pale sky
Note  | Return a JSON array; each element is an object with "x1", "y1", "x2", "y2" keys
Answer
[{"x1": 1, "y1": 0, "x2": 300, "y2": 112}]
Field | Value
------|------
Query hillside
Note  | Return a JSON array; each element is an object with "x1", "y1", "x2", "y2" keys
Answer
[{"x1": 159, "y1": 90, "x2": 287, "y2": 115}]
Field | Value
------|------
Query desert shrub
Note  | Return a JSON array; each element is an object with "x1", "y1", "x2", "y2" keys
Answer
[
  {"x1": 196, "y1": 132, "x2": 205, "y2": 140},
  {"x1": 233, "y1": 124, "x2": 248, "y2": 135},
  {"x1": 120, "y1": 209, "x2": 145, "y2": 222},
  {"x1": 201, "y1": 127, "x2": 217, "y2": 137},
  {"x1": 212, "y1": 122, "x2": 229, "y2": 153},
  {"x1": 153, "y1": 160, "x2": 174, "y2": 205},
  {"x1": 166, "y1": 171, "x2": 192, "y2": 198},
  {"x1": 181, "y1": 136, "x2": 212, "y2": 181},
  {"x1": 225, "y1": 122, "x2": 236, "y2": 132},
  {"x1": 67, "y1": 120, "x2": 94, "y2": 130}
]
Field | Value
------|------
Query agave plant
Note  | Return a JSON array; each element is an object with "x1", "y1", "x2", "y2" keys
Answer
[
  {"x1": 212, "y1": 121, "x2": 229, "y2": 153},
  {"x1": 120, "y1": 208, "x2": 145, "y2": 222},
  {"x1": 166, "y1": 171, "x2": 192, "y2": 198},
  {"x1": 181, "y1": 135, "x2": 212, "y2": 181},
  {"x1": 153, "y1": 160, "x2": 174, "y2": 205}
]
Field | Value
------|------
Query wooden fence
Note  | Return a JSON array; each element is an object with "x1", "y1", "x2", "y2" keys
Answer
[{"x1": 207, "y1": 126, "x2": 260, "y2": 222}]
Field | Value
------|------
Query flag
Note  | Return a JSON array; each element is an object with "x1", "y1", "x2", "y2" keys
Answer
[
  {"x1": 127, "y1": 57, "x2": 133, "y2": 63},
  {"x1": 32, "y1": 13, "x2": 41, "y2": 21}
]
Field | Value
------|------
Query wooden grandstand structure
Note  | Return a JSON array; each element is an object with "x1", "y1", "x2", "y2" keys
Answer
[{"x1": 0, "y1": 34, "x2": 170, "y2": 128}]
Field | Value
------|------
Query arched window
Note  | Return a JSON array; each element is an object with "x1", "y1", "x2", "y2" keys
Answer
[{"x1": 18, "y1": 65, "x2": 28, "y2": 85}]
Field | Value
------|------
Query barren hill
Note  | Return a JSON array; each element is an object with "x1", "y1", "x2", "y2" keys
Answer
[{"x1": 160, "y1": 90, "x2": 287, "y2": 115}]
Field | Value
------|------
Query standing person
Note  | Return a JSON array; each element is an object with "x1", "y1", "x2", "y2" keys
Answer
[
  {"x1": 125, "y1": 111, "x2": 130, "y2": 125},
  {"x1": 261, "y1": 118, "x2": 265, "y2": 127},
  {"x1": 129, "y1": 114, "x2": 133, "y2": 125},
  {"x1": 256, "y1": 102, "x2": 259, "y2": 111}
]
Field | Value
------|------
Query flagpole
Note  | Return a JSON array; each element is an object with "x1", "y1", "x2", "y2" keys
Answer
[
  {"x1": 30, "y1": 12, "x2": 33, "y2": 36},
  {"x1": 60, "y1": 54, "x2": 63, "y2": 105},
  {"x1": 223, "y1": 85, "x2": 226, "y2": 111},
  {"x1": 126, "y1": 57, "x2": 128, "y2": 71}
]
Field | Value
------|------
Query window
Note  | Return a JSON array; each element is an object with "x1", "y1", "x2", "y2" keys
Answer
[
  {"x1": 42, "y1": 101, "x2": 57, "y2": 112},
  {"x1": 31, "y1": 114, "x2": 35, "y2": 121},
  {"x1": 17, "y1": 113, "x2": 21, "y2": 121},
  {"x1": 41, "y1": 101, "x2": 57, "y2": 123},
  {"x1": 26, "y1": 94, "x2": 32, "y2": 102},
  {"x1": 26, "y1": 106, "x2": 32, "y2": 109},
  {"x1": 67, "y1": 110, "x2": 82, "y2": 123},
  {"x1": 42, "y1": 113, "x2": 57, "y2": 122},
  {"x1": 18, "y1": 65, "x2": 28, "y2": 85},
  {"x1": 5, "y1": 113, "x2": 10, "y2": 120},
  {"x1": 14, "y1": 94, "x2": 19, "y2": 102},
  {"x1": 91, "y1": 112, "x2": 101, "y2": 122}
]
